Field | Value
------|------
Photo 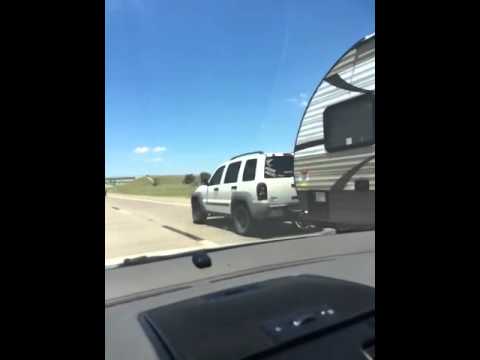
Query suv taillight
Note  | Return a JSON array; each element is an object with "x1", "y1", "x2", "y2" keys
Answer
[{"x1": 257, "y1": 183, "x2": 268, "y2": 200}]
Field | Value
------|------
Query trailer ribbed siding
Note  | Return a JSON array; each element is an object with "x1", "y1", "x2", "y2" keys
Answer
[
  {"x1": 294, "y1": 34, "x2": 375, "y2": 192},
  {"x1": 295, "y1": 146, "x2": 375, "y2": 191}
]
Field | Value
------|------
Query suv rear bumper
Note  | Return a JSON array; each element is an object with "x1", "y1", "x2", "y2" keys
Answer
[{"x1": 250, "y1": 202, "x2": 302, "y2": 221}]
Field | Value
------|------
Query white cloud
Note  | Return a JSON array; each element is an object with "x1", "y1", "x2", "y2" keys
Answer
[
  {"x1": 134, "y1": 146, "x2": 150, "y2": 154},
  {"x1": 133, "y1": 146, "x2": 166, "y2": 155},
  {"x1": 286, "y1": 93, "x2": 309, "y2": 108},
  {"x1": 153, "y1": 146, "x2": 167, "y2": 153}
]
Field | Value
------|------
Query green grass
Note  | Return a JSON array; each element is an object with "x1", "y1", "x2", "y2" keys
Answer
[{"x1": 108, "y1": 175, "x2": 198, "y2": 197}]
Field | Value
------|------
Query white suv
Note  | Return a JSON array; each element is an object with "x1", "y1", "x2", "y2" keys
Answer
[{"x1": 191, "y1": 151, "x2": 300, "y2": 235}]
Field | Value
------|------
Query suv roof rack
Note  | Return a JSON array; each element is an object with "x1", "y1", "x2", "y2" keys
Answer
[{"x1": 230, "y1": 151, "x2": 264, "y2": 160}]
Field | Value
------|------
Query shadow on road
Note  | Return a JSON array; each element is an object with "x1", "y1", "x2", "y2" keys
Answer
[{"x1": 203, "y1": 216, "x2": 318, "y2": 239}]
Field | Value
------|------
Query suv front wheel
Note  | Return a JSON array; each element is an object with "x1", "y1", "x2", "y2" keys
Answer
[
  {"x1": 232, "y1": 203, "x2": 255, "y2": 236},
  {"x1": 192, "y1": 200, "x2": 207, "y2": 224}
]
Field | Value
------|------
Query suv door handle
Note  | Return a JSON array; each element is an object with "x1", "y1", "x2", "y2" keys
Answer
[
  {"x1": 213, "y1": 187, "x2": 219, "y2": 191},
  {"x1": 231, "y1": 186, "x2": 237, "y2": 190}
]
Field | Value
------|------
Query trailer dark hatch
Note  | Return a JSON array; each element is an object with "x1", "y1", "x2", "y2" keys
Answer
[{"x1": 324, "y1": 93, "x2": 375, "y2": 153}]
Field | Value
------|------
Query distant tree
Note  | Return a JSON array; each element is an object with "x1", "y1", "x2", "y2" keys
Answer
[
  {"x1": 200, "y1": 172, "x2": 211, "y2": 184},
  {"x1": 183, "y1": 174, "x2": 196, "y2": 184}
]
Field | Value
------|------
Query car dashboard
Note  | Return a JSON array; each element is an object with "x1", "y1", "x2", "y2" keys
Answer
[{"x1": 105, "y1": 231, "x2": 375, "y2": 360}]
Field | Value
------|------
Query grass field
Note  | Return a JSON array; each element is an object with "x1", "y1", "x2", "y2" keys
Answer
[{"x1": 107, "y1": 175, "x2": 198, "y2": 197}]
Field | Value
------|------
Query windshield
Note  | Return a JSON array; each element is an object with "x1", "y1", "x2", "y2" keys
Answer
[{"x1": 105, "y1": 0, "x2": 375, "y2": 267}]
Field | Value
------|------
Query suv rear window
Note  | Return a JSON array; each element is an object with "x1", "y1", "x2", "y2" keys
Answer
[
  {"x1": 224, "y1": 161, "x2": 241, "y2": 183},
  {"x1": 242, "y1": 159, "x2": 257, "y2": 181},
  {"x1": 324, "y1": 93, "x2": 375, "y2": 152},
  {"x1": 209, "y1": 165, "x2": 225, "y2": 185},
  {"x1": 264, "y1": 155, "x2": 293, "y2": 178}
]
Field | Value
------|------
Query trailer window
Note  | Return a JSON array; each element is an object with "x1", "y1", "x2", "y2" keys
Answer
[
  {"x1": 324, "y1": 94, "x2": 375, "y2": 152},
  {"x1": 264, "y1": 155, "x2": 294, "y2": 178}
]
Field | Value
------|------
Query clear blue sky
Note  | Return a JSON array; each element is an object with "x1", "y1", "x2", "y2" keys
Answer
[{"x1": 106, "y1": 0, "x2": 374, "y2": 177}]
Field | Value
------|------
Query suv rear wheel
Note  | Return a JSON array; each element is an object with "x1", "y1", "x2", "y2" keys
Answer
[{"x1": 232, "y1": 203, "x2": 255, "y2": 235}]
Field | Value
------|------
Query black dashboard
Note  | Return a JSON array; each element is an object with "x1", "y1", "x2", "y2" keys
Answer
[{"x1": 105, "y1": 231, "x2": 375, "y2": 360}]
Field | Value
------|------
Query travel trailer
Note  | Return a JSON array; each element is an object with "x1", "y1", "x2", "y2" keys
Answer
[{"x1": 293, "y1": 33, "x2": 375, "y2": 229}]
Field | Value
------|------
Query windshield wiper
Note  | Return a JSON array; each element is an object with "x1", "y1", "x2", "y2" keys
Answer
[
  {"x1": 117, "y1": 250, "x2": 212, "y2": 269},
  {"x1": 109, "y1": 229, "x2": 351, "y2": 269},
  {"x1": 121, "y1": 256, "x2": 152, "y2": 267},
  {"x1": 118, "y1": 254, "x2": 178, "y2": 268}
]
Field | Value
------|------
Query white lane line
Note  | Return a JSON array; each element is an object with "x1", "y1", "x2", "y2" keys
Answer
[
  {"x1": 107, "y1": 195, "x2": 190, "y2": 207},
  {"x1": 197, "y1": 240, "x2": 219, "y2": 247}
]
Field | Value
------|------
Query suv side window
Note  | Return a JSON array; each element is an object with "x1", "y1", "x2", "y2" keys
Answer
[
  {"x1": 242, "y1": 159, "x2": 257, "y2": 181},
  {"x1": 209, "y1": 166, "x2": 225, "y2": 186},
  {"x1": 224, "y1": 161, "x2": 241, "y2": 184}
]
